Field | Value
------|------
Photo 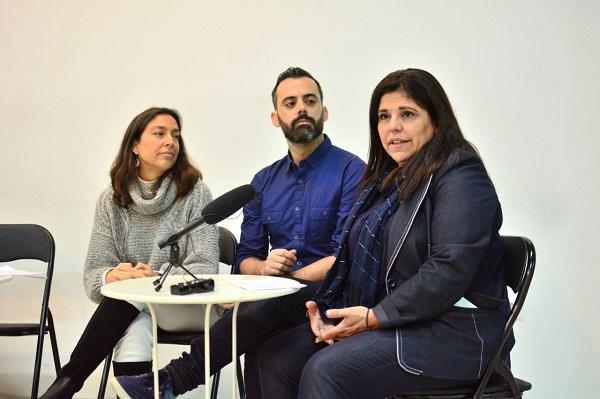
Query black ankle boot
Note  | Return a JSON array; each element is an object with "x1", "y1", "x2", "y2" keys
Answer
[
  {"x1": 39, "y1": 298, "x2": 140, "y2": 398},
  {"x1": 39, "y1": 376, "x2": 78, "y2": 399}
]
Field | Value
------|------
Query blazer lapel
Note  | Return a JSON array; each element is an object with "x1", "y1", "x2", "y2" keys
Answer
[{"x1": 384, "y1": 175, "x2": 433, "y2": 286}]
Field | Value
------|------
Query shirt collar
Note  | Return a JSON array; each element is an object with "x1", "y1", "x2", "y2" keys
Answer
[{"x1": 286, "y1": 134, "x2": 333, "y2": 170}]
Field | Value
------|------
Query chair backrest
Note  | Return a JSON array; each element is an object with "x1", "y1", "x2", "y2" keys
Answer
[
  {"x1": 0, "y1": 224, "x2": 58, "y2": 399},
  {"x1": 501, "y1": 236, "x2": 535, "y2": 294},
  {"x1": 474, "y1": 235, "x2": 535, "y2": 397},
  {"x1": 218, "y1": 226, "x2": 237, "y2": 267},
  {"x1": 0, "y1": 223, "x2": 56, "y2": 312},
  {"x1": 0, "y1": 224, "x2": 55, "y2": 264},
  {"x1": 500, "y1": 236, "x2": 535, "y2": 336}
]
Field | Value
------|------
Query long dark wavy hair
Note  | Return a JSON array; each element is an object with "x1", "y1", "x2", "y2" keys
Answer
[
  {"x1": 109, "y1": 107, "x2": 201, "y2": 207},
  {"x1": 361, "y1": 68, "x2": 477, "y2": 201}
]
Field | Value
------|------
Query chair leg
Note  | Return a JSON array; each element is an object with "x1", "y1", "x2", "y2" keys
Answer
[
  {"x1": 47, "y1": 310, "x2": 62, "y2": 373},
  {"x1": 236, "y1": 358, "x2": 245, "y2": 399},
  {"x1": 97, "y1": 352, "x2": 113, "y2": 399},
  {"x1": 476, "y1": 360, "x2": 521, "y2": 399},
  {"x1": 207, "y1": 357, "x2": 244, "y2": 399},
  {"x1": 30, "y1": 324, "x2": 46, "y2": 399},
  {"x1": 210, "y1": 370, "x2": 221, "y2": 399},
  {"x1": 496, "y1": 360, "x2": 522, "y2": 399}
]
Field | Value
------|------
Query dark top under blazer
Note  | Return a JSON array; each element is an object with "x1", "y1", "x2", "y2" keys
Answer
[{"x1": 371, "y1": 148, "x2": 512, "y2": 381}]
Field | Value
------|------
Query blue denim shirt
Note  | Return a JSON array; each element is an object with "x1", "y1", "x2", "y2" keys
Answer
[{"x1": 235, "y1": 135, "x2": 365, "y2": 272}]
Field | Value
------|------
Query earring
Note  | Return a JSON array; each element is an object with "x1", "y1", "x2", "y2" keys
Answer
[{"x1": 134, "y1": 155, "x2": 140, "y2": 167}]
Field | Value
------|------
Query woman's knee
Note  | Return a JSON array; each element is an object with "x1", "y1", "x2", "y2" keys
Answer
[
  {"x1": 298, "y1": 346, "x2": 359, "y2": 398},
  {"x1": 300, "y1": 349, "x2": 338, "y2": 385},
  {"x1": 113, "y1": 311, "x2": 153, "y2": 362}
]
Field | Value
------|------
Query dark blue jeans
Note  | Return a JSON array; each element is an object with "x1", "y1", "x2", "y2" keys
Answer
[
  {"x1": 258, "y1": 323, "x2": 476, "y2": 399},
  {"x1": 164, "y1": 281, "x2": 319, "y2": 396}
]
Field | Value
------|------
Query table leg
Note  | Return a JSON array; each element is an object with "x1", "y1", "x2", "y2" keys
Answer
[
  {"x1": 204, "y1": 303, "x2": 213, "y2": 399},
  {"x1": 147, "y1": 303, "x2": 159, "y2": 399},
  {"x1": 231, "y1": 302, "x2": 240, "y2": 399}
]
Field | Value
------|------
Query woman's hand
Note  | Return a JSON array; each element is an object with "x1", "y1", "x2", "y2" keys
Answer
[
  {"x1": 106, "y1": 262, "x2": 156, "y2": 283},
  {"x1": 317, "y1": 306, "x2": 381, "y2": 342},
  {"x1": 306, "y1": 301, "x2": 336, "y2": 345}
]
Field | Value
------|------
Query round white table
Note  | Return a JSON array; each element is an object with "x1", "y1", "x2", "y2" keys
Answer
[{"x1": 102, "y1": 274, "x2": 303, "y2": 399}]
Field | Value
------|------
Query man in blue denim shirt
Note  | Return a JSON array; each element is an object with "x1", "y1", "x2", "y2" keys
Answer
[
  {"x1": 236, "y1": 67, "x2": 365, "y2": 396},
  {"x1": 237, "y1": 67, "x2": 364, "y2": 281}
]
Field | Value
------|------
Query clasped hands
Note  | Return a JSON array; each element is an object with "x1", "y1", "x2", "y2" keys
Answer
[
  {"x1": 306, "y1": 300, "x2": 376, "y2": 345},
  {"x1": 106, "y1": 262, "x2": 157, "y2": 283},
  {"x1": 260, "y1": 248, "x2": 298, "y2": 276}
]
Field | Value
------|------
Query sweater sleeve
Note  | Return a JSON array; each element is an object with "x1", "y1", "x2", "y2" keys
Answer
[
  {"x1": 83, "y1": 191, "x2": 122, "y2": 304},
  {"x1": 176, "y1": 181, "x2": 219, "y2": 276}
]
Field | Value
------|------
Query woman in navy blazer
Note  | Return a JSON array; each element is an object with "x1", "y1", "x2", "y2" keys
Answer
[{"x1": 257, "y1": 68, "x2": 512, "y2": 398}]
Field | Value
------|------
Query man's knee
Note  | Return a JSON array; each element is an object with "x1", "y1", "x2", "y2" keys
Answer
[{"x1": 257, "y1": 342, "x2": 299, "y2": 388}]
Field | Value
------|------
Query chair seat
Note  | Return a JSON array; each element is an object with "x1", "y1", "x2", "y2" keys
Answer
[
  {"x1": 157, "y1": 328, "x2": 202, "y2": 345},
  {"x1": 0, "y1": 323, "x2": 49, "y2": 336},
  {"x1": 393, "y1": 375, "x2": 532, "y2": 398}
]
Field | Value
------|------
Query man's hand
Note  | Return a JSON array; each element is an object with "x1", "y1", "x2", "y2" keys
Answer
[
  {"x1": 261, "y1": 248, "x2": 297, "y2": 276},
  {"x1": 106, "y1": 262, "x2": 156, "y2": 283},
  {"x1": 306, "y1": 301, "x2": 336, "y2": 345}
]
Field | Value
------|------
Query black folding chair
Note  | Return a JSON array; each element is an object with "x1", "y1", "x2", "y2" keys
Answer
[
  {"x1": 392, "y1": 235, "x2": 535, "y2": 399},
  {"x1": 97, "y1": 226, "x2": 245, "y2": 398},
  {"x1": 0, "y1": 224, "x2": 61, "y2": 399}
]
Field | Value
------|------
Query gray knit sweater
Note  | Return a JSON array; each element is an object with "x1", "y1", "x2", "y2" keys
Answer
[{"x1": 83, "y1": 175, "x2": 219, "y2": 303}]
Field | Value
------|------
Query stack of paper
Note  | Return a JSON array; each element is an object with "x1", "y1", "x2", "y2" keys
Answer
[
  {"x1": 0, "y1": 265, "x2": 46, "y2": 279},
  {"x1": 232, "y1": 279, "x2": 306, "y2": 291}
]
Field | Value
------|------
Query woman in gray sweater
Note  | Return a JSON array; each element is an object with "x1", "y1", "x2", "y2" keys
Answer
[{"x1": 41, "y1": 107, "x2": 219, "y2": 399}]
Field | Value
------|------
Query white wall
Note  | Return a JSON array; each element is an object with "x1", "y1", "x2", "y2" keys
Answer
[{"x1": 1, "y1": 1, "x2": 599, "y2": 398}]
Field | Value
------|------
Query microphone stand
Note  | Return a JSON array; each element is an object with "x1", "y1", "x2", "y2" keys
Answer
[{"x1": 153, "y1": 241, "x2": 200, "y2": 292}]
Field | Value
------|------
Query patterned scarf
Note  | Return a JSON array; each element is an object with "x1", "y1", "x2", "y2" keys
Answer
[{"x1": 316, "y1": 178, "x2": 401, "y2": 313}]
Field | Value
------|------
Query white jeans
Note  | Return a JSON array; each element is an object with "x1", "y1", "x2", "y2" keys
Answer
[{"x1": 112, "y1": 301, "x2": 221, "y2": 362}]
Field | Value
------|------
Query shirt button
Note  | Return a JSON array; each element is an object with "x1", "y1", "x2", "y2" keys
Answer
[
  {"x1": 294, "y1": 234, "x2": 299, "y2": 240},
  {"x1": 387, "y1": 278, "x2": 397, "y2": 289},
  {"x1": 294, "y1": 206, "x2": 300, "y2": 212},
  {"x1": 296, "y1": 261, "x2": 302, "y2": 266},
  {"x1": 298, "y1": 179, "x2": 303, "y2": 184}
]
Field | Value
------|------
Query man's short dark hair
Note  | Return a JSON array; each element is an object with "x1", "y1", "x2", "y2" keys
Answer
[{"x1": 271, "y1": 67, "x2": 323, "y2": 108}]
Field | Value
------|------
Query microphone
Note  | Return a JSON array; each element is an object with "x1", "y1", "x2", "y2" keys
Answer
[
  {"x1": 158, "y1": 184, "x2": 256, "y2": 248},
  {"x1": 201, "y1": 184, "x2": 256, "y2": 224}
]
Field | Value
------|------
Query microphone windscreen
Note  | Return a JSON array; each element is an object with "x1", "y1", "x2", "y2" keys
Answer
[{"x1": 201, "y1": 184, "x2": 256, "y2": 224}]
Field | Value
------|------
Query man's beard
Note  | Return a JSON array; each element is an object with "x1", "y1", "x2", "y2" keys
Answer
[{"x1": 279, "y1": 114, "x2": 324, "y2": 144}]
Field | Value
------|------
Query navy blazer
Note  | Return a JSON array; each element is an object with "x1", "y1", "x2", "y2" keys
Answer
[{"x1": 371, "y1": 149, "x2": 512, "y2": 380}]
